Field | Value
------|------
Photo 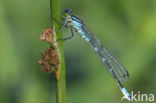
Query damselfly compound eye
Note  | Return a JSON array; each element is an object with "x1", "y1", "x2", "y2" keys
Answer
[{"x1": 64, "y1": 9, "x2": 72, "y2": 13}]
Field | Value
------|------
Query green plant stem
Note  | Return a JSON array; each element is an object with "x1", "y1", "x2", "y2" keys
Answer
[{"x1": 50, "y1": 0, "x2": 66, "y2": 103}]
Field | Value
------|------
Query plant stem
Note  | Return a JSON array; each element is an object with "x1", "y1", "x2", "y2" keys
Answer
[{"x1": 50, "y1": 0, "x2": 66, "y2": 103}]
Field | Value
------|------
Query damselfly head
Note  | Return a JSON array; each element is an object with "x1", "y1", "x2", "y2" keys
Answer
[{"x1": 64, "y1": 9, "x2": 72, "y2": 16}]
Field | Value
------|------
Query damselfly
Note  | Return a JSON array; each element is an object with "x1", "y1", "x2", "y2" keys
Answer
[{"x1": 56, "y1": 9, "x2": 131, "y2": 101}]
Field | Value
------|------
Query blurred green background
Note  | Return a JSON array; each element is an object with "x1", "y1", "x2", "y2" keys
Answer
[{"x1": 0, "y1": 0, "x2": 156, "y2": 103}]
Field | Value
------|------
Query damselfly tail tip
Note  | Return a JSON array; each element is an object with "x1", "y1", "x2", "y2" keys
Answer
[
  {"x1": 121, "y1": 88, "x2": 131, "y2": 101},
  {"x1": 121, "y1": 94, "x2": 131, "y2": 101}
]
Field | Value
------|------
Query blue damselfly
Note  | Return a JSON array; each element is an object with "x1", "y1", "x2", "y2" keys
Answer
[{"x1": 57, "y1": 9, "x2": 131, "y2": 101}]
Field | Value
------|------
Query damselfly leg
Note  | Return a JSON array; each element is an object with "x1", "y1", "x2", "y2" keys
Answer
[
  {"x1": 52, "y1": 18, "x2": 68, "y2": 31},
  {"x1": 57, "y1": 24, "x2": 74, "y2": 41},
  {"x1": 52, "y1": 17, "x2": 74, "y2": 41}
]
